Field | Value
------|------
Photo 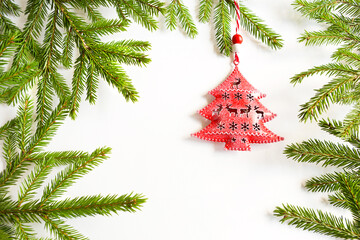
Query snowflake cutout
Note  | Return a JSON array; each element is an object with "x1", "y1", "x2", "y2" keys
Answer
[
  {"x1": 229, "y1": 122, "x2": 238, "y2": 131},
  {"x1": 222, "y1": 92, "x2": 230, "y2": 100},
  {"x1": 241, "y1": 122, "x2": 249, "y2": 131},
  {"x1": 246, "y1": 94, "x2": 254, "y2": 101},
  {"x1": 253, "y1": 123, "x2": 260, "y2": 131},
  {"x1": 231, "y1": 137, "x2": 237, "y2": 143},
  {"x1": 241, "y1": 138, "x2": 247, "y2": 143},
  {"x1": 217, "y1": 122, "x2": 225, "y2": 130},
  {"x1": 234, "y1": 93, "x2": 242, "y2": 100}
]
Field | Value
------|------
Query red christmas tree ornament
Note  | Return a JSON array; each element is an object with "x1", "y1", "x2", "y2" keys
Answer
[{"x1": 192, "y1": 0, "x2": 283, "y2": 151}]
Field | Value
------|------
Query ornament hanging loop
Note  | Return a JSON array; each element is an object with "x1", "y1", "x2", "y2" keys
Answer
[
  {"x1": 234, "y1": 52, "x2": 239, "y2": 66},
  {"x1": 232, "y1": 0, "x2": 241, "y2": 66}
]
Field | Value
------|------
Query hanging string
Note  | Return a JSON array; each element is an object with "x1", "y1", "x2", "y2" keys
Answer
[
  {"x1": 233, "y1": 0, "x2": 241, "y2": 66},
  {"x1": 234, "y1": 0, "x2": 241, "y2": 35}
]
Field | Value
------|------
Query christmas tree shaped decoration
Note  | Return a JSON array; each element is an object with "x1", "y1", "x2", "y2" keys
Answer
[
  {"x1": 192, "y1": 66, "x2": 284, "y2": 151},
  {"x1": 192, "y1": 0, "x2": 283, "y2": 151}
]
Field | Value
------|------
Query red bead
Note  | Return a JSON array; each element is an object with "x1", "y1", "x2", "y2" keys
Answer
[{"x1": 232, "y1": 34, "x2": 243, "y2": 44}]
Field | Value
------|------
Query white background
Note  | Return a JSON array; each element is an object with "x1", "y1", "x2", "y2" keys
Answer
[{"x1": 0, "y1": 0, "x2": 351, "y2": 239}]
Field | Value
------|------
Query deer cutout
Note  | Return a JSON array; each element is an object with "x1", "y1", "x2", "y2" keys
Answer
[
  {"x1": 225, "y1": 104, "x2": 238, "y2": 116},
  {"x1": 212, "y1": 104, "x2": 223, "y2": 116},
  {"x1": 232, "y1": 77, "x2": 241, "y2": 89},
  {"x1": 254, "y1": 106, "x2": 264, "y2": 119},
  {"x1": 239, "y1": 105, "x2": 251, "y2": 118}
]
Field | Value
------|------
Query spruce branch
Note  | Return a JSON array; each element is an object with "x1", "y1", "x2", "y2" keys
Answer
[
  {"x1": 197, "y1": 0, "x2": 283, "y2": 55},
  {"x1": 291, "y1": 63, "x2": 359, "y2": 85},
  {"x1": 298, "y1": 75, "x2": 359, "y2": 122},
  {"x1": 275, "y1": 204, "x2": 360, "y2": 239},
  {"x1": 304, "y1": 171, "x2": 360, "y2": 193},
  {"x1": 284, "y1": 139, "x2": 360, "y2": 169},
  {"x1": 233, "y1": 1, "x2": 283, "y2": 50},
  {"x1": 43, "y1": 193, "x2": 145, "y2": 218},
  {"x1": 340, "y1": 104, "x2": 360, "y2": 139},
  {"x1": 214, "y1": 0, "x2": 232, "y2": 56},
  {"x1": 0, "y1": 96, "x2": 145, "y2": 238},
  {"x1": 199, "y1": 0, "x2": 213, "y2": 23},
  {"x1": 40, "y1": 147, "x2": 111, "y2": 206},
  {"x1": 42, "y1": 216, "x2": 88, "y2": 240},
  {"x1": 0, "y1": 224, "x2": 15, "y2": 240},
  {"x1": 112, "y1": 0, "x2": 159, "y2": 31},
  {"x1": 277, "y1": 1, "x2": 360, "y2": 239},
  {"x1": 165, "y1": 0, "x2": 198, "y2": 38}
]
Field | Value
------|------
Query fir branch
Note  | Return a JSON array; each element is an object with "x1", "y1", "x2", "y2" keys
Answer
[
  {"x1": 319, "y1": 118, "x2": 360, "y2": 149},
  {"x1": 50, "y1": 70, "x2": 70, "y2": 102},
  {"x1": 61, "y1": 28, "x2": 75, "y2": 69},
  {"x1": 14, "y1": 218, "x2": 36, "y2": 240},
  {"x1": 136, "y1": 0, "x2": 165, "y2": 15},
  {"x1": 0, "y1": 63, "x2": 40, "y2": 105},
  {"x1": 86, "y1": 61, "x2": 98, "y2": 104},
  {"x1": 13, "y1": 0, "x2": 48, "y2": 66},
  {"x1": 174, "y1": 0, "x2": 198, "y2": 38},
  {"x1": 0, "y1": 32, "x2": 18, "y2": 71},
  {"x1": 336, "y1": 174, "x2": 360, "y2": 222},
  {"x1": 165, "y1": 0, "x2": 198, "y2": 38},
  {"x1": 340, "y1": 104, "x2": 360, "y2": 139},
  {"x1": 0, "y1": 0, "x2": 20, "y2": 17},
  {"x1": 291, "y1": 63, "x2": 359, "y2": 85},
  {"x1": 331, "y1": 48, "x2": 360, "y2": 68},
  {"x1": 274, "y1": 204, "x2": 360, "y2": 239},
  {"x1": 28, "y1": 150, "x2": 91, "y2": 166},
  {"x1": 284, "y1": 139, "x2": 360, "y2": 169},
  {"x1": 305, "y1": 171, "x2": 348, "y2": 193},
  {"x1": 39, "y1": 7, "x2": 62, "y2": 72},
  {"x1": 0, "y1": 118, "x2": 17, "y2": 140},
  {"x1": 0, "y1": 224, "x2": 14, "y2": 240},
  {"x1": 299, "y1": 29, "x2": 352, "y2": 46},
  {"x1": 28, "y1": 101, "x2": 69, "y2": 156},
  {"x1": 232, "y1": 1, "x2": 283, "y2": 50},
  {"x1": 298, "y1": 75, "x2": 359, "y2": 122},
  {"x1": 214, "y1": 0, "x2": 232, "y2": 56},
  {"x1": 0, "y1": 0, "x2": 20, "y2": 34},
  {"x1": 328, "y1": 192, "x2": 349, "y2": 210},
  {"x1": 43, "y1": 193, "x2": 146, "y2": 218},
  {"x1": 42, "y1": 217, "x2": 87, "y2": 240},
  {"x1": 90, "y1": 41, "x2": 151, "y2": 66},
  {"x1": 35, "y1": 74, "x2": 55, "y2": 128},
  {"x1": 2, "y1": 127, "x2": 18, "y2": 165},
  {"x1": 199, "y1": 0, "x2": 213, "y2": 23},
  {"x1": 304, "y1": 171, "x2": 360, "y2": 195},
  {"x1": 17, "y1": 161, "x2": 53, "y2": 207},
  {"x1": 0, "y1": 102, "x2": 68, "y2": 193},
  {"x1": 293, "y1": 0, "x2": 338, "y2": 19},
  {"x1": 40, "y1": 147, "x2": 111, "y2": 206},
  {"x1": 113, "y1": 0, "x2": 159, "y2": 31},
  {"x1": 165, "y1": 0, "x2": 177, "y2": 31},
  {"x1": 17, "y1": 96, "x2": 34, "y2": 155},
  {"x1": 81, "y1": 19, "x2": 129, "y2": 37},
  {"x1": 69, "y1": 53, "x2": 87, "y2": 120},
  {"x1": 92, "y1": 59, "x2": 139, "y2": 102}
]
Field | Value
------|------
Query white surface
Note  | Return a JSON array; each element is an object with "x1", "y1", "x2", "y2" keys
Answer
[{"x1": 1, "y1": 0, "x2": 349, "y2": 239}]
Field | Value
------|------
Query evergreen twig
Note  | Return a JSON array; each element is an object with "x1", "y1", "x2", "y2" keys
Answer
[{"x1": 276, "y1": 1, "x2": 360, "y2": 239}]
